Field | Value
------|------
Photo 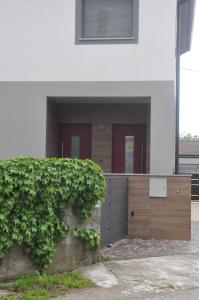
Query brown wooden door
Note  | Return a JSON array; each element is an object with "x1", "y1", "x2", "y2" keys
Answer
[
  {"x1": 112, "y1": 125, "x2": 146, "y2": 173},
  {"x1": 59, "y1": 124, "x2": 91, "y2": 159}
]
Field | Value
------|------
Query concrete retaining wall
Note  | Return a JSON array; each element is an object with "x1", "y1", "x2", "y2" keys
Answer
[{"x1": 0, "y1": 207, "x2": 100, "y2": 281}]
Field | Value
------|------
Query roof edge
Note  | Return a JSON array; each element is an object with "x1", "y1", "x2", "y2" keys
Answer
[{"x1": 178, "y1": 0, "x2": 196, "y2": 54}]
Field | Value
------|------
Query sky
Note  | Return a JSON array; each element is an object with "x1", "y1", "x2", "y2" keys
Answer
[{"x1": 180, "y1": 0, "x2": 199, "y2": 135}]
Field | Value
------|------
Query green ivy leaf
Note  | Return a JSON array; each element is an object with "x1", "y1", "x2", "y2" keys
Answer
[{"x1": 0, "y1": 157, "x2": 105, "y2": 271}]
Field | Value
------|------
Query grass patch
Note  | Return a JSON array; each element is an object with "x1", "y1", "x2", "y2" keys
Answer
[
  {"x1": 23, "y1": 288, "x2": 49, "y2": 300},
  {"x1": 0, "y1": 272, "x2": 94, "y2": 300}
]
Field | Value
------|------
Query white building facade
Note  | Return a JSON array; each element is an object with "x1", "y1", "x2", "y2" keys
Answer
[{"x1": 0, "y1": 0, "x2": 195, "y2": 174}]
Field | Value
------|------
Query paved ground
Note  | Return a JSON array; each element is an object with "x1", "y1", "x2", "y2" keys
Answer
[
  {"x1": 0, "y1": 290, "x2": 11, "y2": 298},
  {"x1": 58, "y1": 254, "x2": 199, "y2": 300},
  {"x1": 59, "y1": 288, "x2": 199, "y2": 300},
  {"x1": 56, "y1": 202, "x2": 199, "y2": 300}
]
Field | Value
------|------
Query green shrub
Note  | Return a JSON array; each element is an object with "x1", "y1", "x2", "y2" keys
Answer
[
  {"x1": 73, "y1": 228, "x2": 101, "y2": 250},
  {"x1": 0, "y1": 157, "x2": 106, "y2": 271}
]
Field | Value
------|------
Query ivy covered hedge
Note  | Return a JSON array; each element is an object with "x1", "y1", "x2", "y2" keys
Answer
[{"x1": 0, "y1": 157, "x2": 106, "y2": 271}]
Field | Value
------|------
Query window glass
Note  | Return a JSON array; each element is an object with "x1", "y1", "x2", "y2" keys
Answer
[
  {"x1": 125, "y1": 136, "x2": 134, "y2": 173},
  {"x1": 83, "y1": 0, "x2": 133, "y2": 38},
  {"x1": 71, "y1": 136, "x2": 80, "y2": 158}
]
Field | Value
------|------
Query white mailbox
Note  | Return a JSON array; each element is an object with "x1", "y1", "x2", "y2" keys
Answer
[{"x1": 149, "y1": 178, "x2": 167, "y2": 198}]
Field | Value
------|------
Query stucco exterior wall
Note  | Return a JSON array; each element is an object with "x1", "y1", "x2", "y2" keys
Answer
[
  {"x1": 0, "y1": 81, "x2": 175, "y2": 175},
  {"x1": 0, "y1": 0, "x2": 176, "y2": 81},
  {"x1": 0, "y1": 1, "x2": 177, "y2": 174}
]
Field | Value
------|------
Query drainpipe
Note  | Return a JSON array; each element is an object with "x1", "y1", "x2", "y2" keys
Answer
[{"x1": 175, "y1": 3, "x2": 181, "y2": 174}]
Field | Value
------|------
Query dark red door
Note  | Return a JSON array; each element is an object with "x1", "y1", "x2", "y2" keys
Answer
[
  {"x1": 59, "y1": 124, "x2": 91, "y2": 159},
  {"x1": 112, "y1": 125, "x2": 146, "y2": 173}
]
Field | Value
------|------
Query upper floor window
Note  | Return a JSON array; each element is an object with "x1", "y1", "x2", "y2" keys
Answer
[{"x1": 76, "y1": 0, "x2": 139, "y2": 44}]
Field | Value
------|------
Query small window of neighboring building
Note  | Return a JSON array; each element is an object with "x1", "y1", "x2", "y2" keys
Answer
[{"x1": 75, "y1": 0, "x2": 139, "y2": 44}]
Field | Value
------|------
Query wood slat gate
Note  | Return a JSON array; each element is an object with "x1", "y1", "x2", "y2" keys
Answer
[{"x1": 101, "y1": 177, "x2": 128, "y2": 247}]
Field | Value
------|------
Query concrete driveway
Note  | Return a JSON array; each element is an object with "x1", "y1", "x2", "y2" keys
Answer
[{"x1": 57, "y1": 202, "x2": 199, "y2": 300}]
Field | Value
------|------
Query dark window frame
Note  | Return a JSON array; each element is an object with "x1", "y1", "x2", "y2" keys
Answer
[{"x1": 75, "y1": 0, "x2": 139, "y2": 44}]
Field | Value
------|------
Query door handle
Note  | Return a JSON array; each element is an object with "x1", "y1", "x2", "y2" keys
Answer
[
  {"x1": 141, "y1": 143, "x2": 144, "y2": 174},
  {"x1": 61, "y1": 142, "x2": 64, "y2": 158}
]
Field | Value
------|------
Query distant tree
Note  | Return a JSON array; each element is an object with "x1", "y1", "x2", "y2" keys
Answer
[{"x1": 180, "y1": 133, "x2": 199, "y2": 141}]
